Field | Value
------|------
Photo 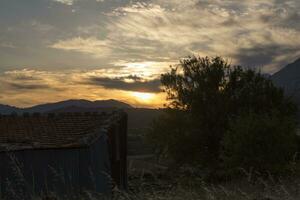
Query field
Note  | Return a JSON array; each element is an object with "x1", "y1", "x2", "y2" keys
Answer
[
  {"x1": 118, "y1": 164, "x2": 300, "y2": 200},
  {"x1": 125, "y1": 135, "x2": 300, "y2": 200}
]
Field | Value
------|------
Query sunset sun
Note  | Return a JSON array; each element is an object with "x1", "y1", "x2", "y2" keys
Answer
[{"x1": 131, "y1": 92, "x2": 155, "y2": 102}]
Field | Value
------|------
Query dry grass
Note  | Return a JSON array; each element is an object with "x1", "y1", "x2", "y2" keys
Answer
[
  {"x1": 2, "y1": 153, "x2": 300, "y2": 200},
  {"x1": 2, "y1": 168, "x2": 300, "y2": 200},
  {"x1": 118, "y1": 165, "x2": 300, "y2": 200}
]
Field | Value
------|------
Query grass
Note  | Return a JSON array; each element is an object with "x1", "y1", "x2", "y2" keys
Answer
[
  {"x1": 2, "y1": 151, "x2": 300, "y2": 200},
  {"x1": 123, "y1": 166, "x2": 300, "y2": 200},
  {"x1": 2, "y1": 163, "x2": 300, "y2": 200}
]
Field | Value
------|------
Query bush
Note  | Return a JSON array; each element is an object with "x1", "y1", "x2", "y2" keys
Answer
[
  {"x1": 148, "y1": 56, "x2": 298, "y2": 173},
  {"x1": 222, "y1": 111, "x2": 298, "y2": 174},
  {"x1": 147, "y1": 109, "x2": 195, "y2": 165}
]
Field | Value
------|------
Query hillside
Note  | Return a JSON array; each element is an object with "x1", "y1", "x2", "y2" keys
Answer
[
  {"x1": 0, "y1": 99, "x2": 132, "y2": 113},
  {"x1": 272, "y1": 58, "x2": 300, "y2": 106},
  {"x1": 0, "y1": 104, "x2": 21, "y2": 115},
  {"x1": 26, "y1": 99, "x2": 132, "y2": 113}
]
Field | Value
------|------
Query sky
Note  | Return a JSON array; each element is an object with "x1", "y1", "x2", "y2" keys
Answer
[{"x1": 0, "y1": 0, "x2": 299, "y2": 108}]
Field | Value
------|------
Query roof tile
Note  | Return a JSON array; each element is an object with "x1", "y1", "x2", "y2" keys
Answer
[{"x1": 0, "y1": 112, "x2": 120, "y2": 152}]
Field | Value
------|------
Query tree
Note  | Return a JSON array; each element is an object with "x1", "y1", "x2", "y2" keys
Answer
[
  {"x1": 158, "y1": 56, "x2": 231, "y2": 168},
  {"x1": 149, "y1": 56, "x2": 298, "y2": 172}
]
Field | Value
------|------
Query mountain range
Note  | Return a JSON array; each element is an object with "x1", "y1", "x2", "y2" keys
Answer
[{"x1": 0, "y1": 99, "x2": 132, "y2": 115}]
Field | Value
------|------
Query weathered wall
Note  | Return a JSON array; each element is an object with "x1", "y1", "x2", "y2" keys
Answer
[
  {"x1": 108, "y1": 112, "x2": 128, "y2": 190},
  {"x1": 0, "y1": 134, "x2": 111, "y2": 199}
]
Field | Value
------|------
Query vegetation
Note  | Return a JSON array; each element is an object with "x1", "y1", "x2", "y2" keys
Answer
[
  {"x1": 222, "y1": 111, "x2": 297, "y2": 174},
  {"x1": 124, "y1": 168, "x2": 300, "y2": 200},
  {"x1": 148, "y1": 56, "x2": 298, "y2": 174}
]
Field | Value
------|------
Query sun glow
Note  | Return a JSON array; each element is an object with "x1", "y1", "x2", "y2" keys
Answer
[{"x1": 131, "y1": 92, "x2": 155, "y2": 102}]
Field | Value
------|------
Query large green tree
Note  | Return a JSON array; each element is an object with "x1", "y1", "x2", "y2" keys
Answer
[{"x1": 148, "y1": 56, "x2": 298, "y2": 172}]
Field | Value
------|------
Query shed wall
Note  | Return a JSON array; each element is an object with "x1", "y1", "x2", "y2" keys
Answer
[{"x1": 0, "y1": 134, "x2": 110, "y2": 199}]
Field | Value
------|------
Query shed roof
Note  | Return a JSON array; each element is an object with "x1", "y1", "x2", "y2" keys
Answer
[{"x1": 0, "y1": 112, "x2": 123, "y2": 152}]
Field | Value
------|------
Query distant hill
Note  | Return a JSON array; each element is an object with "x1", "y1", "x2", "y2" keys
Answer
[
  {"x1": 26, "y1": 99, "x2": 132, "y2": 113},
  {"x1": 0, "y1": 104, "x2": 21, "y2": 115},
  {"x1": 271, "y1": 58, "x2": 300, "y2": 106},
  {"x1": 0, "y1": 99, "x2": 132, "y2": 114}
]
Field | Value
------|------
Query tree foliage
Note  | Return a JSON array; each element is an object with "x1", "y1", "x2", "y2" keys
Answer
[{"x1": 149, "y1": 56, "x2": 298, "y2": 172}]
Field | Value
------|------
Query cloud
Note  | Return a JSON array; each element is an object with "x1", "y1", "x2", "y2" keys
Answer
[
  {"x1": 4, "y1": 69, "x2": 45, "y2": 81},
  {"x1": 234, "y1": 44, "x2": 300, "y2": 69},
  {"x1": 112, "y1": 60, "x2": 177, "y2": 77},
  {"x1": 104, "y1": 0, "x2": 300, "y2": 73},
  {"x1": 0, "y1": 43, "x2": 16, "y2": 49},
  {"x1": 46, "y1": 0, "x2": 299, "y2": 74},
  {"x1": 7, "y1": 82, "x2": 51, "y2": 90},
  {"x1": 30, "y1": 20, "x2": 55, "y2": 33},
  {"x1": 86, "y1": 75, "x2": 161, "y2": 92},
  {"x1": 52, "y1": 0, "x2": 74, "y2": 5},
  {"x1": 1, "y1": 69, "x2": 65, "y2": 92},
  {"x1": 49, "y1": 37, "x2": 111, "y2": 58}
]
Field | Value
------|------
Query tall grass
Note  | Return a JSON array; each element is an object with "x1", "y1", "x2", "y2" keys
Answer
[
  {"x1": 122, "y1": 164, "x2": 300, "y2": 200},
  {"x1": 2, "y1": 153, "x2": 300, "y2": 200}
]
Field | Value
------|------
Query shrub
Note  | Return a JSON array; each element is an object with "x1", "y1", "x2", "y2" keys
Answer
[{"x1": 222, "y1": 111, "x2": 298, "y2": 174}]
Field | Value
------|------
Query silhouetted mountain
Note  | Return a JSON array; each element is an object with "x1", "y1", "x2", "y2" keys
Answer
[
  {"x1": 0, "y1": 104, "x2": 21, "y2": 115},
  {"x1": 26, "y1": 99, "x2": 132, "y2": 113},
  {"x1": 0, "y1": 99, "x2": 133, "y2": 114},
  {"x1": 272, "y1": 58, "x2": 300, "y2": 106}
]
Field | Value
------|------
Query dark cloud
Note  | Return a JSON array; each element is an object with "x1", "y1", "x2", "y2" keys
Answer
[
  {"x1": 283, "y1": 12, "x2": 300, "y2": 30},
  {"x1": 259, "y1": 9, "x2": 300, "y2": 31},
  {"x1": 86, "y1": 76, "x2": 161, "y2": 92},
  {"x1": 13, "y1": 75, "x2": 42, "y2": 81},
  {"x1": 7, "y1": 82, "x2": 51, "y2": 90},
  {"x1": 233, "y1": 44, "x2": 300, "y2": 68},
  {"x1": 221, "y1": 18, "x2": 239, "y2": 26},
  {"x1": 6, "y1": 82, "x2": 64, "y2": 92},
  {"x1": 125, "y1": 75, "x2": 142, "y2": 81}
]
